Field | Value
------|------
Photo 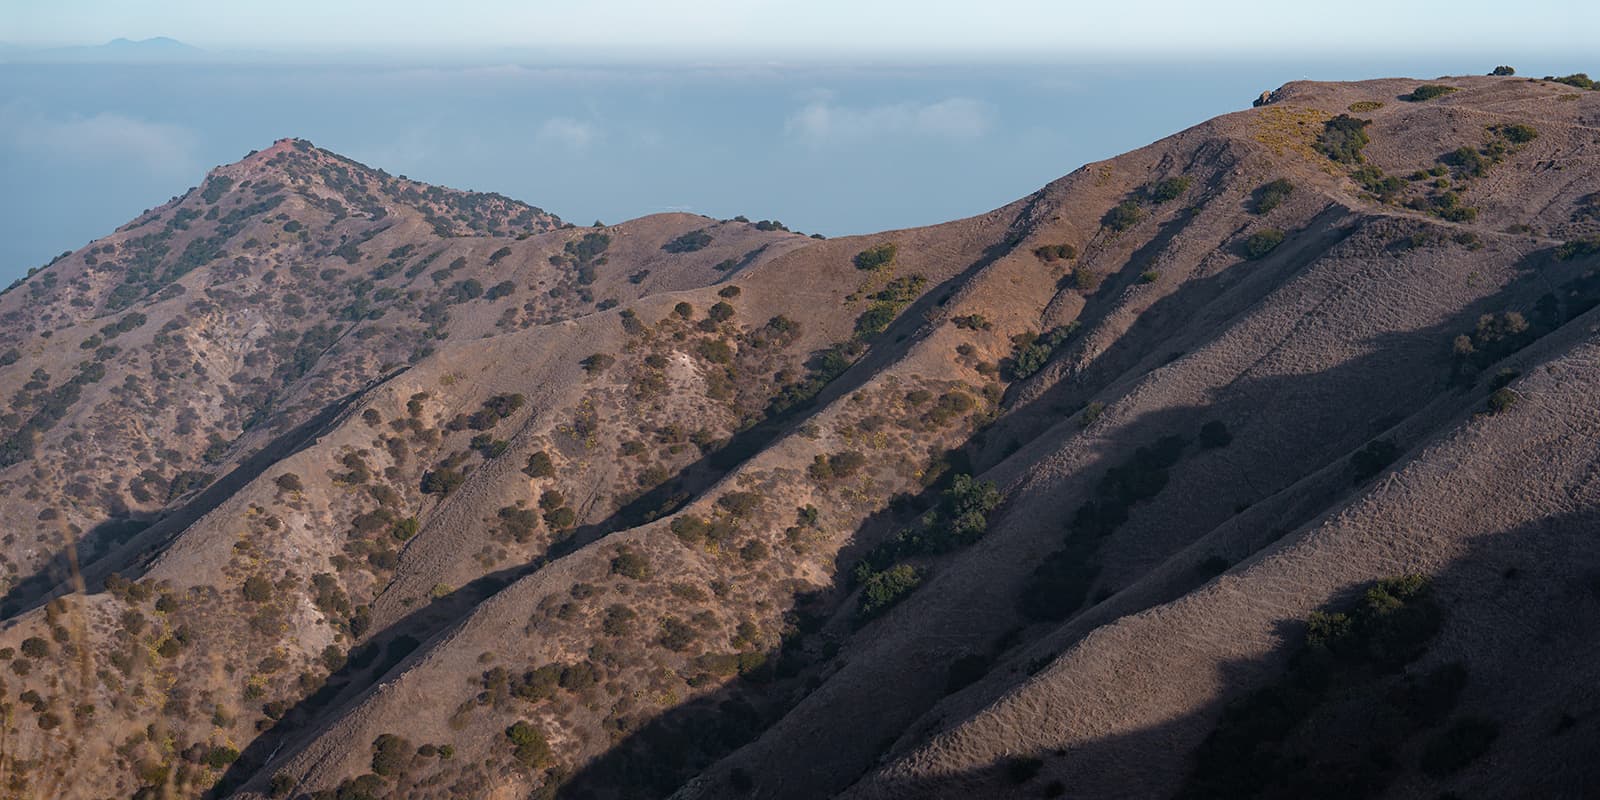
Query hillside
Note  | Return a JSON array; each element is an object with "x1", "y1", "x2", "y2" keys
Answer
[{"x1": 1, "y1": 72, "x2": 1598, "y2": 800}]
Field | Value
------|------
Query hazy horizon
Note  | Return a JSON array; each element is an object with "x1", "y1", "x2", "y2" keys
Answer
[{"x1": 3, "y1": 50, "x2": 1596, "y2": 283}]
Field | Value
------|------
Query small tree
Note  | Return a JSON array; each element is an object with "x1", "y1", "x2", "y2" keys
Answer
[{"x1": 505, "y1": 721, "x2": 553, "y2": 769}]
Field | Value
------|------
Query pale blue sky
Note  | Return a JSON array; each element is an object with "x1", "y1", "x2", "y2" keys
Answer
[{"x1": 9, "y1": 0, "x2": 1596, "y2": 58}]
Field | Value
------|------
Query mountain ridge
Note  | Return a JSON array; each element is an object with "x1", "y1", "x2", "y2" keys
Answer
[{"x1": 0, "y1": 71, "x2": 1597, "y2": 800}]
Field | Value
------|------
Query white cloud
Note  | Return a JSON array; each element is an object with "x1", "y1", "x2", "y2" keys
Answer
[
  {"x1": 3, "y1": 106, "x2": 200, "y2": 175},
  {"x1": 536, "y1": 117, "x2": 599, "y2": 151},
  {"x1": 785, "y1": 97, "x2": 991, "y2": 145}
]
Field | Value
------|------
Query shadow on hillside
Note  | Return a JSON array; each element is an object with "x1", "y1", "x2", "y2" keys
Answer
[
  {"x1": 0, "y1": 376, "x2": 383, "y2": 621},
  {"x1": 836, "y1": 508, "x2": 1600, "y2": 800},
  {"x1": 549, "y1": 235, "x2": 1600, "y2": 800},
  {"x1": 981, "y1": 203, "x2": 1357, "y2": 471},
  {"x1": 216, "y1": 211, "x2": 1046, "y2": 796}
]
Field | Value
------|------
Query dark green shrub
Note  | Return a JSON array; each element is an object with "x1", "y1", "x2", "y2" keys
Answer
[
  {"x1": 739, "y1": 539, "x2": 769, "y2": 562},
  {"x1": 610, "y1": 547, "x2": 651, "y2": 580},
  {"x1": 1317, "y1": 115, "x2": 1371, "y2": 163},
  {"x1": 420, "y1": 467, "x2": 465, "y2": 496},
  {"x1": 1148, "y1": 176, "x2": 1193, "y2": 203},
  {"x1": 1006, "y1": 325, "x2": 1077, "y2": 381},
  {"x1": 1242, "y1": 229, "x2": 1285, "y2": 259},
  {"x1": 204, "y1": 746, "x2": 240, "y2": 769},
  {"x1": 523, "y1": 451, "x2": 555, "y2": 478},
  {"x1": 1032, "y1": 244, "x2": 1076, "y2": 262},
  {"x1": 371, "y1": 733, "x2": 411, "y2": 776},
  {"x1": 717, "y1": 491, "x2": 762, "y2": 517},
  {"x1": 1103, "y1": 200, "x2": 1143, "y2": 231},
  {"x1": 1487, "y1": 387, "x2": 1517, "y2": 414},
  {"x1": 1555, "y1": 236, "x2": 1600, "y2": 260},
  {"x1": 858, "y1": 564, "x2": 922, "y2": 620},
  {"x1": 602, "y1": 604, "x2": 636, "y2": 636},
  {"x1": 854, "y1": 243, "x2": 897, "y2": 270},
  {"x1": 242, "y1": 574, "x2": 272, "y2": 603},
  {"x1": 1545, "y1": 73, "x2": 1596, "y2": 90},
  {"x1": 1401, "y1": 84, "x2": 1458, "y2": 102},
  {"x1": 19, "y1": 637, "x2": 48, "y2": 658},
  {"x1": 708, "y1": 301, "x2": 735, "y2": 322},
  {"x1": 505, "y1": 721, "x2": 552, "y2": 768},
  {"x1": 662, "y1": 229, "x2": 713, "y2": 253},
  {"x1": 673, "y1": 301, "x2": 694, "y2": 318},
  {"x1": 1253, "y1": 179, "x2": 1294, "y2": 214},
  {"x1": 1497, "y1": 123, "x2": 1538, "y2": 144},
  {"x1": 1490, "y1": 65, "x2": 1515, "y2": 76},
  {"x1": 658, "y1": 616, "x2": 698, "y2": 651},
  {"x1": 581, "y1": 353, "x2": 615, "y2": 373}
]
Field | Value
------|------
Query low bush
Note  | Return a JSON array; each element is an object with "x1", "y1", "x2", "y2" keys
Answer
[
  {"x1": 662, "y1": 229, "x2": 713, "y2": 253},
  {"x1": 857, "y1": 564, "x2": 922, "y2": 620},
  {"x1": 1487, "y1": 387, "x2": 1517, "y2": 414},
  {"x1": 854, "y1": 243, "x2": 898, "y2": 271},
  {"x1": 1242, "y1": 229, "x2": 1285, "y2": 259},
  {"x1": 1401, "y1": 84, "x2": 1458, "y2": 102},
  {"x1": 1148, "y1": 176, "x2": 1193, "y2": 204},
  {"x1": 505, "y1": 721, "x2": 553, "y2": 768},
  {"x1": 1490, "y1": 65, "x2": 1516, "y2": 76},
  {"x1": 1032, "y1": 244, "x2": 1077, "y2": 262},
  {"x1": 1317, "y1": 114, "x2": 1371, "y2": 164},
  {"x1": 1103, "y1": 200, "x2": 1143, "y2": 232},
  {"x1": 1252, "y1": 179, "x2": 1294, "y2": 214}
]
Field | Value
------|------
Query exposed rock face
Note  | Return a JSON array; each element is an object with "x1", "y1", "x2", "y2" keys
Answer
[{"x1": 1, "y1": 74, "x2": 1598, "y2": 800}]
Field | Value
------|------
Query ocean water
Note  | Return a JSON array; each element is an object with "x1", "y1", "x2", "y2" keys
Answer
[{"x1": 0, "y1": 54, "x2": 1591, "y2": 283}]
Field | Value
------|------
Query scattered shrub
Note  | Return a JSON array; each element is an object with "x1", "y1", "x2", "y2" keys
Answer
[
  {"x1": 1318, "y1": 114, "x2": 1372, "y2": 164},
  {"x1": 1252, "y1": 179, "x2": 1294, "y2": 214},
  {"x1": 1006, "y1": 325, "x2": 1077, "y2": 381},
  {"x1": 1555, "y1": 236, "x2": 1600, "y2": 261},
  {"x1": 242, "y1": 574, "x2": 272, "y2": 603},
  {"x1": 1487, "y1": 387, "x2": 1517, "y2": 414},
  {"x1": 581, "y1": 353, "x2": 616, "y2": 373},
  {"x1": 1148, "y1": 176, "x2": 1193, "y2": 203},
  {"x1": 662, "y1": 229, "x2": 713, "y2": 253},
  {"x1": 857, "y1": 564, "x2": 922, "y2": 620},
  {"x1": 1546, "y1": 73, "x2": 1597, "y2": 90},
  {"x1": 1401, "y1": 84, "x2": 1458, "y2": 102},
  {"x1": 505, "y1": 721, "x2": 553, "y2": 769},
  {"x1": 610, "y1": 547, "x2": 652, "y2": 580},
  {"x1": 1103, "y1": 200, "x2": 1143, "y2": 231},
  {"x1": 1032, "y1": 244, "x2": 1076, "y2": 262},
  {"x1": 1490, "y1": 65, "x2": 1516, "y2": 76},
  {"x1": 854, "y1": 243, "x2": 898, "y2": 271},
  {"x1": 523, "y1": 451, "x2": 555, "y2": 478},
  {"x1": 1242, "y1": 229, "x2": 1285, "y2": 259}
]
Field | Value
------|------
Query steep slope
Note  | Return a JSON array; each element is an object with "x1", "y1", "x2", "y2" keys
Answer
[{"x1": 0, "y1": 72, "x2": 1597, "y2": 800}]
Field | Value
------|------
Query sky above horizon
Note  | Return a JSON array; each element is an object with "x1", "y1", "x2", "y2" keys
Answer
[{"x1": 8, "y1": 0, "x2": 1598, "y2": 57}]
